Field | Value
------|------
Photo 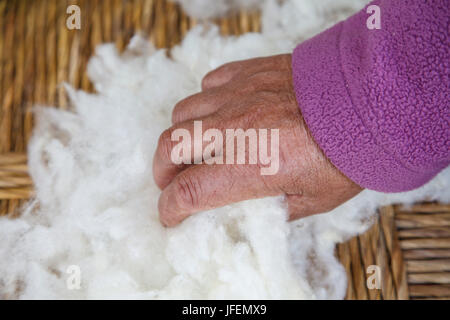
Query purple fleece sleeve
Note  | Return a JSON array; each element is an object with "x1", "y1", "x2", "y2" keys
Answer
[{"x1": 292, "y1": 0, "x2": 449, "y2": 192}]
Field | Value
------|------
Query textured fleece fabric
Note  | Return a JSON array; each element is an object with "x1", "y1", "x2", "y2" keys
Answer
[{"x1": 292, "y1": 0, "x2": 449, "y2": 192}]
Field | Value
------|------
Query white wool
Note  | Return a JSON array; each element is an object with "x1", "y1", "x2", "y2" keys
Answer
[{"x1": 1, "y1": 0, "x2": 449, "y2": 299}]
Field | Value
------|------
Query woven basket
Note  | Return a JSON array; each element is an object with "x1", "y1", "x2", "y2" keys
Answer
[{"x1": 0, "y1": 0, "x2": 449, "y2": 300}]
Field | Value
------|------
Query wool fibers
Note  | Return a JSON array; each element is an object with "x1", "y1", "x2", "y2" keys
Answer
[{"x1": 1, "y1": 0, "x2": 449, "y2": 299}]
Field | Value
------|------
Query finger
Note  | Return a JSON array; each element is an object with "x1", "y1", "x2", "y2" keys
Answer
[
  {"x1": 201, "y1": 61, "x2": 245, "y2": 91},
  {"x1": 172, "y1": 88, "x2": 228, "y2": 125},
  {"x1": 201, "y1": 55, "x2": 291, "y2": 91},
  {"x1": 175, "y1": 68, "x2": 290, "y2": 125},
  {"x1": 173, "y1": 58, "x2": 286, "y2": 125},
  {"x1": 158, "y1": 163, "x2": 279, "y2": 227},
  {"x1": 153, "y1": 114, "x2": 228, "y2": 190}
]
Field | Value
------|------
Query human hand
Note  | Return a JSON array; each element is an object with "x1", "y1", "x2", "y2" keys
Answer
[{"x1": 153, "y1": 54, "x2": 362, "y2": 227}]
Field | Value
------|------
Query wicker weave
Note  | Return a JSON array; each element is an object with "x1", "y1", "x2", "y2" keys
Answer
[{"x1": 0, "y1": 0, "x2": 449, "y2": 300}]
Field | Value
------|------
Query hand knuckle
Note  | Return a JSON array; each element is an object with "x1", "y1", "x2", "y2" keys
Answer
[
  {"x1": 172, "y1": 92, "x2": 206, "y2": 123},
  {"x1": 172, "y1": 102, "x2": 186, "y2": 124},
  {"x1": 201, "y1": 73, "x2": 215, "y2": 89},
  {"x1": 173, "y1": 174, "x2": 201, "y2": 209},
  {"x1": 173, "y1": 94, "x2": 193, "y2": 113},
  {"x1": 202, "y1": 63, "x2": 235, "y2": 88},
  {"x1": 158, "y1": 128, "x2": 175, "y2": 161}
]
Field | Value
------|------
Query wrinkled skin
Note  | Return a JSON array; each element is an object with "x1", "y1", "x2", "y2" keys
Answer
[{"x1": 153, "y1": 54, "x2": 362, "y2": 227}]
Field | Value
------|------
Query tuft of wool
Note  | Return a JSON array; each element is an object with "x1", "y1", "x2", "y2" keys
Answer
[{"x1": 0, "y1": 0, "x2": 449, "y2": 299}]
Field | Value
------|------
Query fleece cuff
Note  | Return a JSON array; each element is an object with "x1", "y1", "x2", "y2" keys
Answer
[{"x1": 291, "y1": 23, "x2": 435, "y2": 193}]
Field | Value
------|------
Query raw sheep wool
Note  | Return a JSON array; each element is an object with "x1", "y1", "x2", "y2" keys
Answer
[{"x1": 0, "y1": 0, "x2": 449, "y2": 299}]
